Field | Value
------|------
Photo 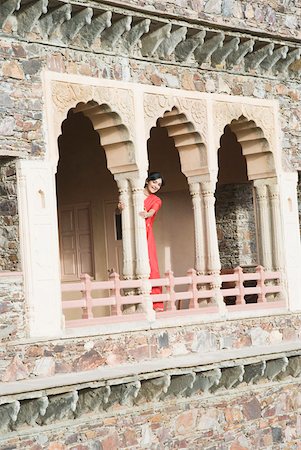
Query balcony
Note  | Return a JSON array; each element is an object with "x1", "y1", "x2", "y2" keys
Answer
[{"x1": 62, "y1": 266, "x2": 285, "y2": 329}]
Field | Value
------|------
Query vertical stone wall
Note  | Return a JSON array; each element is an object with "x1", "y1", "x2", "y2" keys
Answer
[
  {"x1": 0, "y1": 158, "x2": 19, "y2": 271},
  {"x1": 216, "y1": 183, "x2": 257, "y2": 268},
  {"x1": 0, "y1": 275, "x2": 26, "y2": 344}
]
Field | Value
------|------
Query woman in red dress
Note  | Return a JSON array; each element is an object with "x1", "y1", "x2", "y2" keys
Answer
[
  {"x1": 139, "y1": 172, "x2": 164, "y2": 312},
  {"x1": 117, "y1": 172, "x2": 164, "y2": 312}
]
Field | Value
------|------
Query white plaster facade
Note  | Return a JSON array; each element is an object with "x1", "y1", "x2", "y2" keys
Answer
[{"x1": 16, "y1": 70, "x2": 301, "y2": 337}]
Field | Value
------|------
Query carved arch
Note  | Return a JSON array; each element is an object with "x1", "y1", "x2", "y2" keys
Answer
[
  {"x1": 213, "y1": 102, "x2": 277, "y2": 180},
  {"x1": 70, "y1": 101, "x2": 136, "y2": 174},
  {"x1": 153, "y1": 106, "x2": 208, "y2": 177},
  {"x1": 228, "y1": 115, "x2": 275, "y2": 180},
  {"x1": 51, "y1": 82, "x2": 137, "y2": 174}
]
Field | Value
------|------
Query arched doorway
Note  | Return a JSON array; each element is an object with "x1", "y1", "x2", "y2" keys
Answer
[
  {"x1": 215, "y1": 115, "x2": 280, "y2": 272},
  {"x1": 147, "y1": 107, "x2": 207, "y2": 278},
  {"x1": 147, "y1": 124, "x2": 194, "y2": 277},
  {"x1": 216, "y1": 124, "x2": 257, "y2": 269},
  {"x1": 56, "y1": 109, "x2": 119, "y2": 285}
]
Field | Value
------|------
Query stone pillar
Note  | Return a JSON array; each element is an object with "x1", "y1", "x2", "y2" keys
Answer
[
  {"x1": 188, "y1": 179, "x2": 205, "y2": 274},
  {"x1": 200, "y1": 181, "x2": 226, "y2": 315},
  {"x1": 115, "y1": 176, "x2": 135, "y2": 280},
  {"x1": 16, "y1": 160, "x2": 62, "y2": 337},
  {"x1": 130, "y1": 176, "x2": 150, "y2": 279},
  {"x1": 201, "y1": 181, "x2": 221, "y2": 274},
  {"x1": 268, "y1": 183, "x2": 284, "y2": 271},
  {"x1": 254, "y1": 183, "x2": 273, "y2": 270},
  {"x1": 129, "y1": 175, "x2": 155, "y2": 320}
]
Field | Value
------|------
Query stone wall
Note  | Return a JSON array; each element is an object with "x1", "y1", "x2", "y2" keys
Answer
[
  {"x1": 0, "y1": 158, "x2": 19, "y2": 271},
  {"x1": 1, "y1": 313, "x2": 300, "y2": 382},
  {"x1": 216, "y1": 183, "x2": 257, "y2": 268},
  {"x1": 1, "y1": 379, "x2": 301, "y2": 449},
  {"x1": 0, "y1": 1, "x2": 300, "y2": 170},
  {"x1": 0, "y1": 275, "x2": 26, "y2": 347}
]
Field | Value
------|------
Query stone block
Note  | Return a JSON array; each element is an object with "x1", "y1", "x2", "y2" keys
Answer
[
  {"x1": 135, "y1": 375, "x2": 170, "y2": 404},
  {"x1": 163, "y1": 372, "x2": 195, "y2": 398},
  {"x1": 0, "y1": 401, "x2": 20, "y2": 433},
  {"x1": 14, "y1": 396, "x2": 48, "y2": 428},
  {"x1": 242, "y1": 396, "x2": 261, "y2": 420},
  {"x1": 33, "y1": 356, "x2": 56, "y2": 377},
  {"x1": 191, "y1": 330, "x2": 218, "y2": 352},
  {"x1": 2, "y1": 355, "x2": 29, "y2": 382},
  {"x1": 39, "y1": 391, "x2": 78, "y2": 425},
  {"x1": 72, "y1": 349, "x2": 105, "y2": 371}
]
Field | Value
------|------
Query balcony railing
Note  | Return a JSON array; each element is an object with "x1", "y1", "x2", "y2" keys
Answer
[{"x1": 61, "y1": 266, "x2": 285, "y2": 328}]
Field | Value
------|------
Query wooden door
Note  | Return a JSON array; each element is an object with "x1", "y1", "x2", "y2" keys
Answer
[{"x1": 58, "y1": 203, "x2": 94, "y2": 281}]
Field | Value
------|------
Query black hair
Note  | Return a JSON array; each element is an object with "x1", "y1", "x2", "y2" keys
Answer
[{"x1": 146, "y1": 171, "x2": 165, "y2": 186}]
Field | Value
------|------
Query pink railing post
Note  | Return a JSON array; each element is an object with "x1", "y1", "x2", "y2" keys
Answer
[
  {"x1": 188, "y1": 268, "x2": 198, "y2": 310},
  {"x1": 256, "y1": 265, "x2": 266, "y2": 302},
  {"x1": 110, "y1": 271, "x2": 122, "y2": 316},
  {"x1": 165, "y1": 270, "x2": 176, "y2": 311},
  {"x1": 80, "y1": 273, "x2": 93, "y2": 319},
  {"x1": 234, "y1": 266, "x2": 245, "y2": 305}
]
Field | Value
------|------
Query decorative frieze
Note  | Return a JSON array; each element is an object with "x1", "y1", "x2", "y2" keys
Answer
[
  {"x1": 1, "y1": 350, "x2": 301, "y2": 434},
  {"x1": 1, "y1": 0, "x2": 300, "y2": 79}
]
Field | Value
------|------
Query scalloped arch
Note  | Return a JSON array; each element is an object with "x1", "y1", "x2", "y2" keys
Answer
[
  {"x1": 57, "y1": 100, "x2": 137, "y2": 175},
  {"x1": 214, "y1": 101, "x2": 277, "y2": 180},
  {"x1": 50, "y1": 81, "x2": 137, "y2": 173},
  {"x1": 228, "y1": 115, "x2": 276, "y2": 180},
  {"x1": 150, "y1": 106, "x2": 209, "y2": 177}
]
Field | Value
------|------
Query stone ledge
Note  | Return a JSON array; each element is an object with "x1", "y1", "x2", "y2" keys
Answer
[
  {"x1": 1, "y1": 341, "x2": 301, "y2": 433},
  {"x1": 1, "y1": 340, "x2": 301, "y2": 398}
]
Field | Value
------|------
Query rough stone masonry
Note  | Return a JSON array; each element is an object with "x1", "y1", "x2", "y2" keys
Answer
[{"x1": 1, "y1": 0, "x2": 301, "y2": 448}]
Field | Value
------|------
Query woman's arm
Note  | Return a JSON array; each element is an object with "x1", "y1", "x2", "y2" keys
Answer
[{"x1": 139, "y1": 208, "x2": 156, "y2": 219}]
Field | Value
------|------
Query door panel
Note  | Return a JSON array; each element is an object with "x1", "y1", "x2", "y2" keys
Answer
[{"x1": 59, "y1": 203, "x2": 94, "y2": 281}]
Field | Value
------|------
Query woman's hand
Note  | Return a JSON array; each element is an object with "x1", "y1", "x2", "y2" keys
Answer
[
  {"x1": 139, "y1": 209, "x2": 155, "y2": 219},
  {"x1": 139, "y1": 210, "x2": 148, "y2": 218},
  {"x1": 117, "y1": 201, "x2": 125, "y2": 211}
]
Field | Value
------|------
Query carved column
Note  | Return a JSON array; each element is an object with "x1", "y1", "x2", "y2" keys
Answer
[
  {"x1": 130, "y1": 176, "x2": 150, "y2": 279},
  {"x1": 254, "y1": 183, "x2": 273, "y2": 270},
  {"x1": 115, "y1": 177, "x2": 134, "y2": 280},
  {"x1": 268, "y1": 183, "x2": 283, "y2": 270},
  {"x1": 200, "y1": 181, "x2": 226, "y2": 315},
  {"x1": 129, "y1": 176, "x2": 155, "y2": 320},
  {"x1": 201, "y1": 181, "x2": 221, "y2": 274},
  {"x1": 188, "y1": 180, "x2": 205, "y2": 274}
]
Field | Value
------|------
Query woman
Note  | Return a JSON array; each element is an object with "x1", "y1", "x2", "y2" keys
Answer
[
  {"x1": 139, "y1": 172, "x2": 164, "y2": 312},
  {"x1": 117, "y1": 172, "x2": 164, "y2": 312}
]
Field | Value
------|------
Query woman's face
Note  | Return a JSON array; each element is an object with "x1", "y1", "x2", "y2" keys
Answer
[{"x1": 147, "y1": 178, "x2": 162, "y2": 194}]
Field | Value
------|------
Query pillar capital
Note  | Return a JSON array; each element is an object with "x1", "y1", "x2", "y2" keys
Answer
[
  {"x1": 129, "y1": 176, "x2": 146, "y2": 192},
  {"x1": 115, "y1": 177, "x2": 129, "y2": 192},
  {"x1": 255, "y1": 184, "x2": 268, "y2": 200},
  {"x1": 188, "y1": 181, "x2": 201, "y2": 197},
  {"x1": 201, "y1": 180, "x2": 216, "y2": 196},
  {"x1": 268, "y1": 183, "x2": 280, "y2": 199}
]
